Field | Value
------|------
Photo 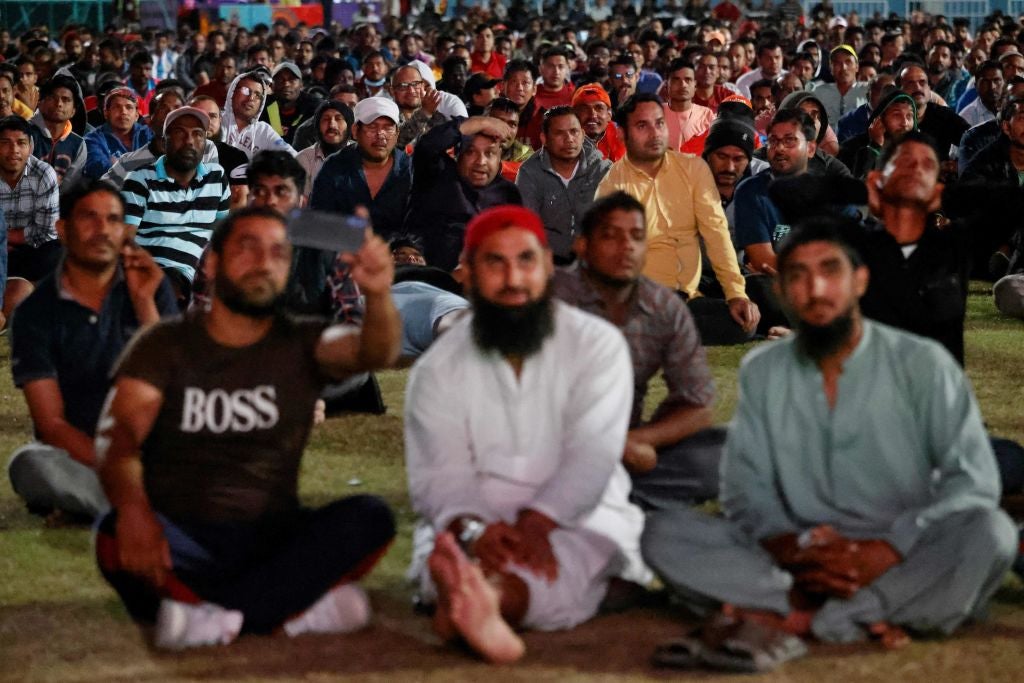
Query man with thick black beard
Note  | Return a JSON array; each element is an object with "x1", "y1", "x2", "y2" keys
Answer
[
  {"x1": 94, "y1": 206, "x2": 401, "y2": 650},
  {"x1": 405, "y1": 205, "x2": 647, "y2": 664},
  {"x1": 641, "y1": 217, "x2": 1015, "y2": 670}
]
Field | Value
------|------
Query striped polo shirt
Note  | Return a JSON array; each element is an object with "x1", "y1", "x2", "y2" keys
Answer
[{"x1": 122, "y1": 157, "x2": 230, "y2": 282}]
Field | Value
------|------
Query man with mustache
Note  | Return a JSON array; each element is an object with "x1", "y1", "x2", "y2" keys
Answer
[
  {"x1": 122, "y1": 107, "x2": 231, "y2": 308},
  {"x1": 597, "y1": 93, "x2": 760, "y2": 345},
  {"x1": 83, "y1": 88, "x2": 153, "y2": 179},
  {"x1": 7, "y1": 180, "x2": 175, "y2": 524},
  {"x1": 643, "y1": 217, "x2": 1015, "y2": 665},
  {"x1": 897, "y1": 64, "x2": 968, "y2": 164},
  {"x1": 406, "y1": 205, "x2": 645, "y2": 664},
  {"x1": 94, "y1": 206, "x2": 401, "y2": 650}
]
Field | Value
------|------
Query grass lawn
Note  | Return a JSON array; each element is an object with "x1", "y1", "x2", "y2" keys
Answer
[{"x1": 1, "y1": 283, "x2": 1023, "y2": 682}]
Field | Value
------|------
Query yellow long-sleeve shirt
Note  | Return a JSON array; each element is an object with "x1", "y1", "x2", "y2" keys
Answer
[{"x1": 596, "y1": 150, "x2": 747, "y2": 301}]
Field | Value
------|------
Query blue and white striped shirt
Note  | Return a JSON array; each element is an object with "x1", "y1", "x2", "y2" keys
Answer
[{"x1": 122, "y1": 157, "x2": 230, "y2": 282}]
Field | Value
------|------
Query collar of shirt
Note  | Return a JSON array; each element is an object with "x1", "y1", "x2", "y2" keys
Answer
[
  {"x1": 562, "y1": 262, "x2": 655, "y2": 317},
  {"x1": 54, "y1": 258, "x2": 126, "y2": 304},
  {"x1": 154, "y1": 155, "x2": 209, "y2": 183}
]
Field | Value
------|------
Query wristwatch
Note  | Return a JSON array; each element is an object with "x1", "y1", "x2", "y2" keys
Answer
[{"x1": 456, "y1": 518, "x2": 486, "y2": 556}]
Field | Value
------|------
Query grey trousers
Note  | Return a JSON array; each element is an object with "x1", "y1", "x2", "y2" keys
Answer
[
  {"x1": 642, "y1": 506, "x2": 1018, "y2": 642},
  {"x1": 7, "y1": 443, "x2": 109, "y2": 520},
  {"x1": 629, "y1": 427, "x2": 726, "y2": 510}
]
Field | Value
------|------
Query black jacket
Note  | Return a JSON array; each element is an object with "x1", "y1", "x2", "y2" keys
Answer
[{"x1": 403, "y1": 119, "x2": 523, "y2": 271}]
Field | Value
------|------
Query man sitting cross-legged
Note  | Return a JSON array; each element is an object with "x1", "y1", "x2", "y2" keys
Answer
[
  {"x1": 406, "y1": 205, "x2": 647, "y2": 664},
  {"x1": 8, "y1": 180, "x2": 176, "y2": 523},
  {"x1": 641, "y1": 216, "x2": 1016, "y2": 672},
  {"x1": 553, "y1": 191, "x2": 724, "y2": 509},
  {"x1": 94, "y1": 207, "x2": 401, "y2": 650}
]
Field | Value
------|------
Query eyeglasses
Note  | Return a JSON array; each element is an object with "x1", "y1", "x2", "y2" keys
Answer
[
  {"x1": 362, "y1": 121, "x2": 397, "y2": 136},
  {"x1": 767, "y1": 135, "x2": 803, "y2": 148},
  {"x1": 393, "y1": 80, "x2": 424, "y2": 91},
  {"x1": 238, "y1": 85, "x2": 264, "y2": 101},
  {"x1": 611, "y1": 70, "x2": 636, "y2": 80}
]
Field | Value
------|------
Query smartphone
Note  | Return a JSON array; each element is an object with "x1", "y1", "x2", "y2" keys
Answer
[{"x1": 286, "y1": 209, "x2": 368, "y2": 254}]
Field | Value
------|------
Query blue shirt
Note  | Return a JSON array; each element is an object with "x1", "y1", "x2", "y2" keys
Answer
[
  {"x1": 733, "y1": 170, "x2": 787, "y2": 250},
  {"x1": 10, "y1": 265, "x2": 178, "y2": 436},
  {"x1": 83, "y1": 122, "x2": 154, "y2": 179},
  {"x1": 392, "y1": 280, "x2": 468, "y2": 358}
]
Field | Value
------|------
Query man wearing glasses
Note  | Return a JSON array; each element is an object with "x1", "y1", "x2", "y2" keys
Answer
[
  {"x1": 608, "y1": 54, "x2": 639, "y2": 109},
  {"x1": 391, "y1": 65, "x2": 446, "y2": 148},
  {"x1": 221, "y1": 71, "x2": 297, "y2": 159}
]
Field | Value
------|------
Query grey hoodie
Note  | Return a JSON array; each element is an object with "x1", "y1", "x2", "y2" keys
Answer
[
  {"x1": 221, "y1": 72, "x2": 297, "y2": 159},
  {"x1": 515, "y1": 139, "x2": 612, "y2": 260}
]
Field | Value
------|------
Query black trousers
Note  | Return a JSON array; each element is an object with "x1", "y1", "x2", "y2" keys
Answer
[{"x1": 95, "y1": 495, "x2": 396, "y2": 633}]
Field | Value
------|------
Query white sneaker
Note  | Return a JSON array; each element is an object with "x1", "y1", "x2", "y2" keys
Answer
[
  {"x1": 154, "y1": 599, "x2": 244, "y2": 651},
  {"x1": 283, "y1": 584, "x2": 371, "y2": 637}
]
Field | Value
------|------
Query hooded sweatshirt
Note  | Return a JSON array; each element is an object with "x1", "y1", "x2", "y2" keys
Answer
[
  {"x1": 221, "y1": 73, "x2": 298, "y2": 159},
  {"x1": 28, "y1": 76, "x2": 90, "y2": 189},
  {"x1": 296, "y1": 100, "x2": 355, "y2": 198}
]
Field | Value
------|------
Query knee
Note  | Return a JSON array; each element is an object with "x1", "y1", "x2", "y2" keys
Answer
[
  {"x1": 337, "y1": 494, "x2": 397, "y2": 544},
  {"x1": 3, "y1": 277, "x2": 34, "y2": 319},
  {"x1": 640, "y1": 510, "x2": 689, "y2": 569},
  {"x1": 993, "y1": 275, "x2": 1024, "y2": 319},
  {"x1": 965, "y1": 508, "x2": 1018, "y2": 567}
]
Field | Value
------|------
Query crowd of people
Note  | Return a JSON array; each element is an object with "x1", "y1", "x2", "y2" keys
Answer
[{"x1": 2, "y1": 0, "x2": 1024, "y2": 673}]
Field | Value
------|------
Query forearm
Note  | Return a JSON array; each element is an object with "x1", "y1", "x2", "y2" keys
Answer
[
  {"x1": 354, "y1": 290, "x2": 401, "y2": 369},
  {"x1": 36, "y1": 420, "x2": 97, "y2": 467},
  {"x1": 630, "y1": 404, "x2": 713, "y2": 450},
  {"x1": 130, "y1": 295, "x2": 161, "y2": 326}
]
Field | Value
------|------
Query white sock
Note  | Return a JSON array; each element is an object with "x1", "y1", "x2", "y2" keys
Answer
[{"x1": 283, "y1": 584, "x2": 371, "y2": 637}]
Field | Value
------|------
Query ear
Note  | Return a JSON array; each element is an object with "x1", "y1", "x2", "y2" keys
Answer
[
  {"x1": 572, "y1": 234, "x2": 587, "y2": 260},
  {"x1": 853, "y1": 263, "x2": 869, "y2": 298},
  {"x1": 806, "y1": 139, "x2": 817, "y2": 158}
]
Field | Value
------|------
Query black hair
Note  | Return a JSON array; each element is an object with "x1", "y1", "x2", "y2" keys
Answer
[
  {"x1": 756, "y1": 39, "x2": 782, "y2": 57},
  {"x1": 59, "y1": 179, "x2": 125, "y2": 220},
  {"x1": 974, "y1": 59, "x2": 1003, "y2": 78},
  {"x1": 390, "y1": 233, "x2": 424, "y2": 253},
  {"x1": 613, "y1": 92, "x2": 664, "y2": 131},
  {"x1": 246, "y1": 150, "x2": 307, "y2": 192},
  {"x1": 541, "y1": 105, "x2": 578, "y2": 135},
  {"x1": 610, "y1": 54, "x2": 637, "y2": 70},
  {"x1": 209, "y1": 206, "x2": 288, "y2": 256},
  {"x1": 876, "y1": 129, "x2": 940, "y2": 170},
  {"x1": 540, "y1": 45, "x2": 571, "y2": 63},
  {"x1": 0, "y1": 115, "x2": 33, "y2": 137},
  {"x1": 503, "y1": 58, "x2": 538, "y2": 81},
  {"x1": 580, "y1": 191, "x2": 646, "y2": 238},
  {"x1": 129, "y1": 51, "x2": 153, "y2": 67},
  {"x1": 775, "y1": 214, "x2": 865, "y2": 276},
  {"x1": 770, "y1": 108, "x2": 817, "y2": 144},
  {"x1": 485, "y1": 96, "x2": 520, "y2": 116},
  {"x1": 666, "y1": 57, "x2": 695, "y2": 75},
  {"x1": 999, "y1": 95, "x2": 1024, "y2": 123}
]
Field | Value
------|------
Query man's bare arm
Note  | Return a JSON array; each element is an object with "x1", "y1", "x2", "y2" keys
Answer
[
  {"x1": 23, "y1": 379, "x2": 97, "y2": 467},
  {"x1": 96, "y1": 377, "x2": 170, "y2": 586},
  {"x1": 624, "y1": 404, "x2": 714, "y2": 473}
]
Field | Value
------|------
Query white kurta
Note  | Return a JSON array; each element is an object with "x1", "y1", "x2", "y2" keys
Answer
[{"x1": 405, "y1": 301, "x2": 648, "y2": 586}]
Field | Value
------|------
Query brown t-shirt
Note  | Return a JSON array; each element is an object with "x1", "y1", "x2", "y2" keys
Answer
[{"x1": 114, "y1": 311, "x2": 333, "y2": 524}]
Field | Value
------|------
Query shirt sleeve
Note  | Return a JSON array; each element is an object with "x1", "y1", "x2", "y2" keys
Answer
[
  {"x1": 886, "y1": 347, "x2": 1002, "y2": 555},
  {"x1": 84, "y1": 132, "x2": 112, "y2": 179},
  {"x1": 405, "y1": 357, "x2": 492, "y2": 530},
  {"x1": 111, "y1": 320, "x2": 178, "y2": 390},
  {"x1": 28, "y1": 165, "x2": 60, "y2": 247},
  {"x1": 529, "y1": 318, "x2": 634, "y2": 527},
  {"x1": 121, "y1": 172, "x2": 148, "y2": 228},
  {"x1": 9, "y1": 297, "x2": 55, "y2": 387},
  {"x1": 653, "y1": 295, "x2": 715, "y2": 417},
  {"x1": 733, "y1": 177, "x2": 774, "y2": 249},
  {"x1": 720, "y1": 353, "x2": 801, "y2": 541},
  {"x1": 690, "y1": 157, "x2": 747, "y2": 300}
]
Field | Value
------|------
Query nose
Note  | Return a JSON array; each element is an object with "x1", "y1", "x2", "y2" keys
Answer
[{"x1": 811, "y1": 273, "x2": 828, "y2": 297}]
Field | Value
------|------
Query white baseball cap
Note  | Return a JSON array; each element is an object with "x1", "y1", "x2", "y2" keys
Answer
[
  {"x1": 163, "y1": 106, "x2": 211, "y2": 137},
  {"x1": 353, "y1": 96, "x2": 400, "y2": 125}
]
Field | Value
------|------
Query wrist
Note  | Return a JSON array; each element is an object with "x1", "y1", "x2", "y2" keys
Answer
[{"x1": 449, "y1": 516, "x2": 486, "y2": 556}]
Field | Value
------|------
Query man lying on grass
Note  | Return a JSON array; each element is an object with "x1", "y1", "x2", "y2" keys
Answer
[{"x1": 93, "y1": 206, "x2": 401, "y2": 649}]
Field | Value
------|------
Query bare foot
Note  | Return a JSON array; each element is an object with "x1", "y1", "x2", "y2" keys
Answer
[
  {"x1": 429, "y1": 532, "x2": 525, "y2": 664},
  {"x1": 869, "y1": 622, "x2": 910, "y2": 650}
]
